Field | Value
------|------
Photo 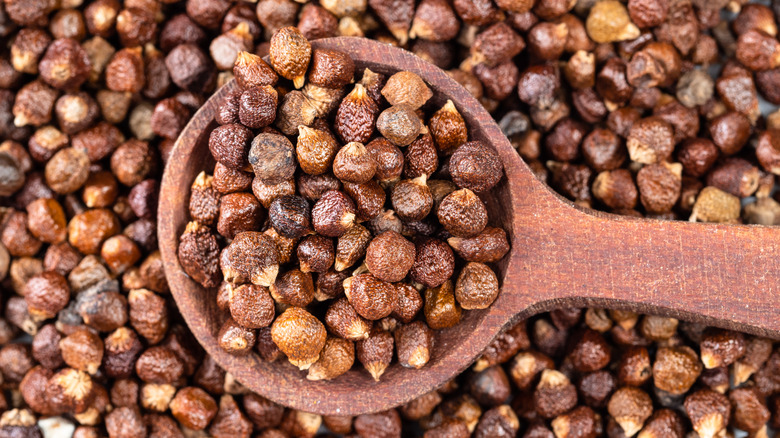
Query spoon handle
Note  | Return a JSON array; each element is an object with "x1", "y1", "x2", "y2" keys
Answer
[{"x1": 505, "y1": 202, "x2": 780, "y2": 337}]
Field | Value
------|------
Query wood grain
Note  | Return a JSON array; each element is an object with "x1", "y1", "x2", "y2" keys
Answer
[{"x1": 159, "y1": 37, "x2": 780, "y2": 416}]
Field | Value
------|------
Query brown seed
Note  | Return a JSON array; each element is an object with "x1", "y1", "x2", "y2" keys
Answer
[
  {"x1": 447, "y1": 227, "x2": 510, "y2": 264},
  {"x1": 706, "y1": 158, "x2": 760, "y2": 198},
  {"x1": 23, "y1": 271, "x2": 69, "y2": 324},
  {"x1": 410, "y1": 237, "x2": 455, "y2": 288},
  {"x1": 233, "y1": 51, "x2": 278, "y2": 89},
  {"x1": 391, "y1": 176, "x2": 433, "y2": 221},
  {"x1": 626, "y1": 117, "x2": 674, "y2": 164},
  {"x1": 676, "y1": 138, "x2": 719, "y2": 178},
  {"x1": 452, "y1": 262, "x2": 499, "y2": 310},
  {"x1": 217, "y1": 318, "x2": 256, "y2": 356},
  {"x1": 395, "y1": 320, "x2": 434, "y2": 369},
  {"x1": 238, "y1": 86, "x2": 278, "y2": 129},
  {"x1": 178, "y1": 222, "x2": 221, "y2": 288},
  {"x1": 690, "y1": 186, "x2": 740, "y2": 223},
  {"x1": 437, "y1": 188, "x2": 488, "y2": 237},
  {"x1": 128, "y1": 289, "x2": 169, "y2": 344},
  {"x1": 229, "y1": 284, "x2": 275, "y2": 329},
  {"x1": 269, "y1": 26, "x2": 311, "y2": 88},
  {"x1": 700, "y1": 327, "x2": 745, "y2": 369},
  {"x1": 312, "y1": 190, "x2": 356, "y2": 237},
  {"x1": 335, "y1": 84, "x2": 379, "y2": 144},
  {"x1": 376, "y1": 104, "x2": 423, "y2": 147},
  {"x1": 135, "y1": 346, "x2": 184, "y2": 384},
  {"x1": 344, "y1": 273, "x2": 396, "y2": 320},
  {"x1": 333, "y1": 142, "x2": 377, "y2": 184},
  {"x1": 729, "y1": 387, "x2": 769, "y2": 433},
  {"x1": 296, "y1": 126, "x2": 339, "y2": 176},
  {"x1": 45, "y1": 147, "x2": 90, "y2": 195},
  {"x1": 25, "y1": 198, "x2": 67, "y2": 244},
  {"x1": 734, "y1": 336, "x2": 773, "y2": 385},
  {"x1": 252, "y1": 178, "x2": 296, "y2": 209},
  {"x1": 220, "y1": 231, "x2": 280, "y2": 286},
  {"x1": 271, "y1": 307, "x2": 327, "y2": 369},
  {"x1": 508, "y1": 350, "x2": 554, "y2": 391},
  {"x1": 307, "y1": 49, "x2": 354, "y2": 89},
  {"x1": 170, "y1": 387, "x2": 217, "y2": 431},
  {"x1": 249, "y1": 133, "x2": 297, "y2": 185},
  {"x1": 424, "y1": 280, "x2": 462, "y2": 329},
  {"x1": 652, "y1": 345, "x2": 702, "y2": 395},
  {"x1": 607, "y1": 386, "x2": 652, "y2": 436},
  {"x1": 315, "y1": 269, "x2": 349, "y2": 301},
  {"x1": 217, "y1": 193, "x2": 264, "y2": 240},
  {"x1": 13, "y1": 80, "x2": 59, "y2": 128},
  {"x1": 297, "y1": 234, "x2": 335, "y2": 273},
  {"x1": 189, "y1": 173, "x2": 220, "y2": 226},
  {"x1": 355, "y1": 327, "x2": 393, "y2": 381},
  {"x1": 533, "y1": 370, "x2": 577, "y2": 419},
  {"x1": 365, "y1": 231, "x2": 416, "y2": 282},
  {"x1": 325, "y1": 297, "x2": 372, "y2": 341},
  {"x1": 208, "y1": 123, "x2": 253, "y2": 170},
  {"x1": 101, "y1": 235, "x2": 141, "y2": 274},
  {"x1": 270, "y1": 269, "x2": 314, "y2": 307},
  {"x1": 709, "y1": 111, "x2": 751, "y2": 156},
  {"x1": 307, "y1": 336, "x2": 355, "y2": 381},
  {"x1": 636, "y1": 162, "x2": 682, "y2": 214},
  {"x1": 684, "y1": 389, "x2": 730, "y2": 438},
  {"x1": 335, "y1": 224, "x2": 372, "y2": 272},
  {"x1": 586, "y1": 1, "x2": 641, "y2": 43},
  {"x1": 409, "y1": 0, "x2": 460, "y2": 42}
]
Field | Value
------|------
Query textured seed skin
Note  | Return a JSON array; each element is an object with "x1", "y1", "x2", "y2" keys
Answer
[
  {"x1": 396, "y1": 321, "x2": 434, "y2": 369},
  {"x1": 209, "y1": 124, "x2": 253, "y2": 170},
  {"x1": 455, "y1": 262, "x2": 499, "y2": 310},
  {"x1": 297, "y1": 234, "x2": 334, "y2": 273},
  {"x1": 335, "y1": 84, "x2": 379, "y2": 144},
  {"x1": 249, "y1": 133, "x2": 297, "y2": 185},
  {"x1": 220, "y1": 231, "x2": 280, "y2": 287},
  {"x1": 376, "y1": 104, "x2": 423, "y2": 147},
  {"x1": 450, "y1": 141, "x2": 504, "y2": 192},
  {"x1": 239, "y1": 86, "x2": 278, "y2": 129},
  {"x1": 178, "y1": 222, "x2": 221, "y2": 288},
  {"x1": 335, "y1": 224, "x2": 371, "y2": 272},
  {"x1": 437, "y1": 189, "x2": 488, "y2": 238},
  {"x1": 357, "y1": 327, "x2": 394, "y2": 381},
  {"x1": 268, "y1": 195, "x2": 312, "y2": 239},
  {"x1": 269, "y1": 27, "x2": 312, "y2": 88},
  {"x1": 410, "y1": 237, "x2": 455, "y2": 288},
  {"x1": 297, "y1": 126, "x2": 339, "y2": 176},
  {"x1": 326, "y1": 297, "x2": 372, "y2": 341},
  {"x1": 271, "y1": 269, "x2": 315, "y2": 307},
  {"x1": 430, "y1": 100, "x2": 469, "y2": 153},
  {"x1": 234, "y1": 51, "x2": 279, "y2": 89},
  {"x1": 229, "y1": 284, "x2": 275, "y2": 329},
  {"x1": 344, "y1": 180, "x2": 386, "y2": 221},
  {"x1": 218, "y1": 318, "x2": 256, "y2": 356},
  {"x1": 308, "y1": 49, "x2": 355, "y2": 88},
  {"x1": 312, "y1": 190, "x2": 357, "y2": 237},
  {"x1": 271, "y1": 307, "x2": 327, "y2": 369},
  {"x1": 365, "y1": 231, "x2": 416, "y2": 282},
  {"x1": 39, "y1": 38, "x2": 92, "y2": 90},
  {"x1": 344, "y1": 273, "x2": 396, "y2": 320},
  {"x1": 391, "y1": 177, "x2": 433, "y2": 221}
]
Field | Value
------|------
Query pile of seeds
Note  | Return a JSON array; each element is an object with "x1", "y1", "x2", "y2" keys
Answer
[
  {"x1": 2, "y1": 0, "x2": 780, "y2": 435},
  {"x1": 178, "y1": 27, "x2": 510, "y2": 381}
]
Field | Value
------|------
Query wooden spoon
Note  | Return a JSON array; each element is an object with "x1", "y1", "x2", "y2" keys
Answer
[{"x1": 159, "y1": 37, "x2": 780, "y2": 416}]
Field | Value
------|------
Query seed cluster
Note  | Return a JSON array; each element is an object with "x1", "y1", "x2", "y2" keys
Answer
[
  {"x1": 179, "y1": 28, "x2": 510, "y2": 381},
  {"x1": 2, "y1": 0, "x2": 780, "y2": 436}
]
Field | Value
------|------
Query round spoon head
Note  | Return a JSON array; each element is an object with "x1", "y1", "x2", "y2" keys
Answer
[{"x1": 159, "y1": 37, "x2": 531, "y2": 415}]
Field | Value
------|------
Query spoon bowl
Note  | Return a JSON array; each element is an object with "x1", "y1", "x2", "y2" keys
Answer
[{"x1": 160, "y1": 37, "x2": 780, "y2": 416}]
